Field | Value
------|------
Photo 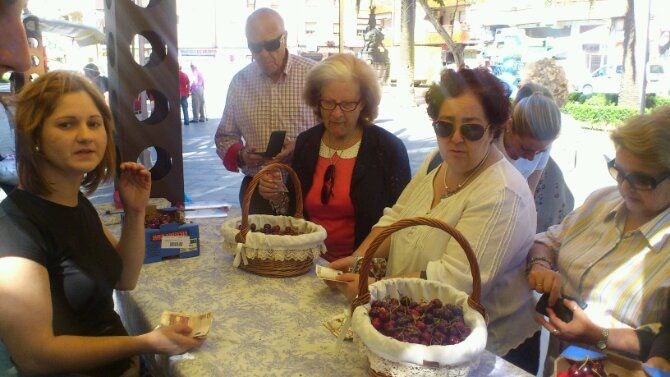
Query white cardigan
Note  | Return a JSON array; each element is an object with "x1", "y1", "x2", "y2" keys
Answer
[{"x1": 376, "y1": 149, "x2": 539, "y2": 355}]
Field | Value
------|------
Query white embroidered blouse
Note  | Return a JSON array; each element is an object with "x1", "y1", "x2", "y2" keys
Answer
[{"x1": 375, "y1": 149, "x2": 539, "y2": 355}]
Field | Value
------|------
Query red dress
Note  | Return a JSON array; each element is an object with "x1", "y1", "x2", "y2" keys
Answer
[{"x1": 305, "y1": 153, "x2": 357, "y2": 262}]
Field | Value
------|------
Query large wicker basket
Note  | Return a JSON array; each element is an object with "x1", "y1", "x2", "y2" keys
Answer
[
  {"x1": 221, "y1": 163, "x2": 327, "y2": 278},
  {"x1": 350, "y1": 217, "x2": 488, "y2": 377}
]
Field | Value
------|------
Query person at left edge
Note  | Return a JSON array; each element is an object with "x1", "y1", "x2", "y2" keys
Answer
[{"x1": 214, "y1": 8, "x2": 318, "y2": 214}]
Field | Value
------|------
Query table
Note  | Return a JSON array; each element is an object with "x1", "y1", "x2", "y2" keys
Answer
[{"x1": 112, "y1": 216, "x2": 532, "y2": 377}]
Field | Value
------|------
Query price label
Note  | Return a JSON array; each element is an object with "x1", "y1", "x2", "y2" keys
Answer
[{"x1": 161, "y1": 235, "x2": 190, "y2": 249}]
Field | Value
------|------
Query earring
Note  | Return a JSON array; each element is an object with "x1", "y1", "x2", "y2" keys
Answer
[{"x1": 34, "y1": 145, "x2": 40, "y2": 152}]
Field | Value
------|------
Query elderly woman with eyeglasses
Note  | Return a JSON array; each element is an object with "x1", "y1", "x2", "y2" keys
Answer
[
  {"x1": 527, "y1": 107, "x2": 670, "y2": 375},
  {"x1": 328, "y1": 67, "x2": 541, "y2": 374},
  {"x1": 258, "y1": 54, "x2": 410, "y2": 262}
]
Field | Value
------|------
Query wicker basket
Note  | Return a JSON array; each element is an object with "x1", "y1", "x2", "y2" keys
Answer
[
  {"x1": 221, "y1": 163, "x2": 327, "y2": 278},
  {"x1": 350, "y1": 217, "x2": 488, "y2": 377}
]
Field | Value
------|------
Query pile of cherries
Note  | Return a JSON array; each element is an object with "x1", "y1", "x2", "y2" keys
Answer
[
  {"x1": 557, "y1": 358, "x2": 617, "y2": 377},
  {"x1": 368, "y1": 296, "x2": 471, "y2": 346},
  {"x1": 145, "y1": 210, "x2": 184, "y2": 229},
  {"x1": 238, "y1": 223, "x2": 304, "y2": 236}
]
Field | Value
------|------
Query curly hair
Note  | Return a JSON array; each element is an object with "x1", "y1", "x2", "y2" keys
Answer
[
  {"x1": 303, "y1": 53, "x2": 381, "y2": 125},
  {"x1": 425, "y1": 67, "x2": 510, "y2": 139},
  {"x1": 13, "y1": 70, "x2": 116, "y2": 195}
]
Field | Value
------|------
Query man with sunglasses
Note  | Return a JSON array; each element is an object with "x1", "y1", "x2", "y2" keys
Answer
[
  {"x1": 527, "y1": 107, "x2": 670, "y2": 375},
  {"x1": 215, "y1": 8, "x2": 317, "y2": 214}
]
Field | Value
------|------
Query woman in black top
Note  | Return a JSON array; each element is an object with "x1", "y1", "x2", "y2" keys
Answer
[{"x1": 0, "y1": 71, "x2": 202, "y2": 376}]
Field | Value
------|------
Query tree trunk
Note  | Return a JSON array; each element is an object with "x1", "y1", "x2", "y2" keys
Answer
[
  {"x1": 417, "y1": 0, "x2": 464, "y2": 68},
  {"x1": 397, "y1": 0, "x2": 416, "y2": 104},
  {"x1": 618, "y1": 0, "x2": 639, "y2": 108}
]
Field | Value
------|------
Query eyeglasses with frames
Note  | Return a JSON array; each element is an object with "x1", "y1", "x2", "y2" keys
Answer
[
  {"x1": 607, "y1": 159, "x2": 670, "y2": 191},
  {"x1": 432, "y1": 120, "x2": 488, "y2": 141},
  {"x1": 247, "y1": 33, "x2": 285, "y2": 54},
  {"x1": 321, "y1": 164, "x2": 335, "y2": 204},
  {"x1": 319, "y1": 99, "x2": 360, "y2": 112}
]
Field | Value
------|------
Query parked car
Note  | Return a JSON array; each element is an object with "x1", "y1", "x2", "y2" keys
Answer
[
  {"x1": 579, "y1": 64, "x2": 669, "y2": 96},
  {"x1": 490, "y1": 63, "x2": 520, "y2": 98}
]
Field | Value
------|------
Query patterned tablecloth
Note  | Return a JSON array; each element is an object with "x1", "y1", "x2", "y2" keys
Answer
[{"x1": 112, "y1": 216, "x2": 532, "y2": 377}]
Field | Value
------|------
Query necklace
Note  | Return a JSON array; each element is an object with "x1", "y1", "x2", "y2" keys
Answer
[{"x1": 441, "y1": 147, "x2": 491, "y2": 199}]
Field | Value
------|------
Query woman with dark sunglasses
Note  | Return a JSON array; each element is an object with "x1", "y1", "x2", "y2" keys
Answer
[
  {"x1": 527, "y1": 106, "x2": 670, "y2": 376},
  {"x1": 258, "y1": 54, "x2": 410, "y2": 262},
  {"x1": 328, "y1": 67, "x2": 540, "y2": 374}
]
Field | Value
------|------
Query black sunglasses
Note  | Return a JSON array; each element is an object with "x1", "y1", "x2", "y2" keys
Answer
[
  {"x1": 432, "y1": 120, "x2": 488, "y2": 141},
  {"x1": 321, "y1": 164, "x2": 335, "y2": 204},
  {"x1": 247, "y1": 33, "x2": 284, "y2": 54},
  {"x1": 607, "y1": 159, "x2": 670, "y2": 191}
]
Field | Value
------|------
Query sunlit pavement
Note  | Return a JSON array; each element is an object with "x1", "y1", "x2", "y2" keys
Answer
[{"x1": 67, "y1": 86, "x2": 615, "y2": 209}]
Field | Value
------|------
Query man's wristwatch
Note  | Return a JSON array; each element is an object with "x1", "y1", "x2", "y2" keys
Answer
[{"x1": 596, "y1": 328, "x2": 609, "y2": 350}]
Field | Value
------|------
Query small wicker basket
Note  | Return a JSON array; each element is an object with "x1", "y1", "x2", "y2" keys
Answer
[
  {"x1": 350, "y1": 217, "x2": 488, "y2": 377},
  {"x1": 221, "y1": 163, "x2": 327, "y2": 278}
]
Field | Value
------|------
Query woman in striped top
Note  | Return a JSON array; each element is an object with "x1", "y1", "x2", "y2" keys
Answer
[{"x1": 527, "y1": 107, "x2": 670, "y2": 374}]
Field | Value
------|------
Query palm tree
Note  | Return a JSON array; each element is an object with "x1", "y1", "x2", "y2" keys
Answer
[
  {"x1": 397, "y1": 0, "x2": 416, "y2": 101},
  {"x1": 617, "y1": 0, "x2": 640, "y2": 109}
]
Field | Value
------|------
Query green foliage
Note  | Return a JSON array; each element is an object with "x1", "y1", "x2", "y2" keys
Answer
[
  {"x1": 646, "y1": 95, "x2": 670, "y2": 109},
  {"x1": 583, "y1": 95, "x2": 610, "y2": 106},
  {"x1": 567, "y1": 92, "x2": 583, "y2": 103},
  {"x1": 562, "y1": 103, "x2": 639, "y2": 130},
  {"x1": 567, "y1": 92, "x2": 670, "y2": 109}
]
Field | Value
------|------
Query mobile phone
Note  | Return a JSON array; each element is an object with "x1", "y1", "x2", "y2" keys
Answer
[
  {"x1": 536, "y1": 294, "x2": 574, "y2": 323},
  {"x1": 247, "y1": 131, "x2": 286, "y2": 158}
]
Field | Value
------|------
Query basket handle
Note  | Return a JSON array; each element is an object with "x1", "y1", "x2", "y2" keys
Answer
[
  {"x1": 235, "y1": 162, "x2": 303, "y2": 244},
  {"x1": 350, "y1": 217, "x2": 487, "y2": 321}
]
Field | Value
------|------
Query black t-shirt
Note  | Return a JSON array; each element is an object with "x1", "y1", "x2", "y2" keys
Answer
[{"x1": 0, "y1": 189, "x2": 130, "y2": 376}]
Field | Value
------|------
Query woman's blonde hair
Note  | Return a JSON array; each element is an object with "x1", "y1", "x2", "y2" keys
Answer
[
  {"x1": 511, "y1": 85, "x2": 561, "y2": 141},
  {"x1": 13, "y1": 70, "x2": 116, "y2": 195},
  {"x1": 303, "y1": 53, "x2": 381, "y2": 124},
  {"x1": 610, "y1": 106, "x2": 670, "y2": 171}
]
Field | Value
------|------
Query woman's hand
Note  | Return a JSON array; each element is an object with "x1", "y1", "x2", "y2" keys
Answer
[
  {"x1": 272, "y1": 140, "x2": 295, "y2": 164},
  {"x1": 146, "y1": 323, "x2": 205, "y2": 355},
  {"x1": 536, "y1": 299, "x2": 601, "y2": 345},
  {"x1": 333, "y1": 272, "x2": 376, "y2": 302},
  {"x1": 646, "y1": 357, "x2": 670, "y2": 372},
  {"x1": 329, "y1": 256, "x2": 356, "y2": 272},
  {"x1": 118, "y1": 162, "x2": 151, "y2": 214},
  {"x1": 527, "y1": 264, "x2": 562, "y2": 306},
  {"x1": 257, "y1": 170, "x2": 284, "y2": 201}
]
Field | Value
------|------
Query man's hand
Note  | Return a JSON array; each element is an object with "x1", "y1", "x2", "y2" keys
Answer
[
  {"x1": 239, "y1": 147, "x2": 266, "y2": 168},
  {"x1": 272, "y1": 139, "x2": 295, "y2": 164}
]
